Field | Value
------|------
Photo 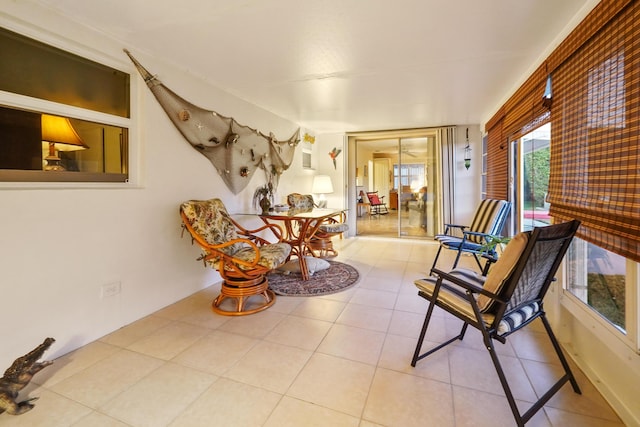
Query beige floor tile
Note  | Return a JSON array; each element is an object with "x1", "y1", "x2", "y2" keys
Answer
[
  {"x1": 0, "y1": 387, "x2": 91, "y2": 427},
  {"x1": 154, "y1": 292, "x2": 217, "y2": 320},
  {"x1": 335, "y1": 304, "x2": 393, "y2": 332},
  {"x1": 264, "y1": 315, "x2": 332, "y2": 351},
  {"x1": 448, "y1": 345, "x2": 538, "y2": 402},
  {"x1": 387, "y1": 310, "x2": 446, "y2": 342},
  {"x1": 34, "y1": 341, "x2": 121, "y2": 387},
  {"x1": 290, "y1": 297, "x2": 347, "y2": 322},
  {"x1": 100, "y1": 363, "x2": 216, "y2": 427},
  {"x1": 224, "y1": 340, "x2": 312, "y2": 393},
  {"x1": 444, "y1": 319, "x2": 517, "y2": 357},
  {"x1": 317, "y1": 323, "x2": 385, "y2": 365},
  {"x1": 359, "y1": 275, "x2": 403, "y2": 293},
  {"x1": 73, "y1": 412, "x2": 130, "y2": 427},
  {"x1": 287, "y1": 353, "x2": 375, "y2": 417},
  {"x1": 217, "y1": 310, "x2": 286, "y2": 338},
  {"x1": 349, "y1": 288, "x2": 397, "y2": 310},
  {"x1": 172, "y1": 330, "x2": 257, "y2": 376},
  {"x1": 508, "y1": 323, "x2": 562, "y2": 363},
  {"x1": 168, "y1": 378, "x2": 281, "y2": 427},
  {"x1": 379, "y1": 334, "x2": 451, "y2": 383},
  {"x1": 394, "y1": 291, "x2": 431, "y2": 313},
  {"x1": 343, "y1": 259, "x2": 373, "y2": 277},
  {"x1": 99, "y1": 315, "x2": 174, "y2": 348},
  {"x1": 48, "y1": 349, "x2": 164, "y2": 408},
  {"x1": 368, "y1": 261, "x2": 407, "y2": 279},
  {"x1": 387, "y1": 310, "x2": 422, "y2": 337},
  {"x1": 363, "y1": 367, "x2": 455, "y2": 427},
  {"x1": 126, "y1": 321, "x2": 210, "y2": 360},
  {"x1": 523, "y1": 358, "x2": 622, "y2": 422},
  {"x1": 452, "y1": 384, "x2": 551, "y2": 427},
  {"x1": 72, "y1": 412, "x2": 131, "y2": 427},
  {"x1": 13, "y1": 237, "x2": 622, "y2": 427},
  {"x1": 264, "y1": 396, "x2": 360, "y2": 427},
  {"x1": 544, "y1": 406, "x2": 626, "y2": 427},
  {"x1": 267, "y1": 295, "x2": 304, "y2": 314},
  {"x1": 317, "y1": 285, "x2": 358, "y2": 303},
  {"x1": 177, "y1": 307, "x2": 231, "y2": 330}
]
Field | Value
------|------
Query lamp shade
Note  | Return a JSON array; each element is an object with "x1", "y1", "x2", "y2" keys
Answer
[
  {"x1": 41, "y1": 114, "x2": 88, "y2": 151},
  {"x1": 312, "y1": 175, "x2": 334, "y2": 194}
]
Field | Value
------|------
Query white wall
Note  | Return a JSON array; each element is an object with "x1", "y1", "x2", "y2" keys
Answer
[
  {"x1": 0, "y1": 3, "x2": 306, "y2": 367},
  {"x1": 452, "y1": 125, "x2": 482, "y2": 226}
]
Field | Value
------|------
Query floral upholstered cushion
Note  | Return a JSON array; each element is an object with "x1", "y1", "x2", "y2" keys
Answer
[
  {"x1": 181, "y1": 199, "x2": 242, "y2": 257},
  {"x1": 233, "y1": 242, "x2": 292, "y2": 270},
  {"x1": 287, "y1": 193, "x2": 315, "y2": 209},
  {"x1": 319, "y1": 222, "x2": 349, "y2": 234}
]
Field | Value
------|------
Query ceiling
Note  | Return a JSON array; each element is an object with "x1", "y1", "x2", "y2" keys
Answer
[{"x1": 34, "y1": 0, "x2": 595, "y2": 134}]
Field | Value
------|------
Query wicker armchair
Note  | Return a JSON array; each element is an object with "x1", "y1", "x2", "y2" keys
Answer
[{"x1": 180, "y1": 198, "x2": 291, "y2": 315}]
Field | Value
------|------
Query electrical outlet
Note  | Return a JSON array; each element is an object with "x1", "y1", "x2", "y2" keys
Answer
[{"x1": 101, "y1": 281, "x2": 121, "y2": 298}]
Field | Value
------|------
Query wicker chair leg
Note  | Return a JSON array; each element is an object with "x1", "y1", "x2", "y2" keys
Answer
[{"x1": 212, "y1": 276, "x2": 275, "y2": 316}]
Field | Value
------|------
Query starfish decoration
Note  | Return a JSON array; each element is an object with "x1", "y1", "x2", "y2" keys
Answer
[{"x1": 329, "y1": 147, "x2": 342, "y2": 169}]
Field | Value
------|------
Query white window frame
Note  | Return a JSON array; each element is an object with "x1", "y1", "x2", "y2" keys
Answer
[
  {"x1": 561, "y1": 243, "x2": 640, "y2": 355},
  {"x1": 0, "y1": 19, "x2": 139, "y2": 189}
]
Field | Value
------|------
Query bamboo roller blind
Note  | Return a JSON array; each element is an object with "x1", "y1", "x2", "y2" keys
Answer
[
  {"x1": 548, "y1": 0, "x2": 640, "y2": 261},
  {"x1": 485, "y1": 0, "x2": 640, "y2": 262}
]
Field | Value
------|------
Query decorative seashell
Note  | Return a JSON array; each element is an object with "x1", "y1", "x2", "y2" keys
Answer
[{"x1": 178, "y1": 110, "x2": 190, "y2": 121}]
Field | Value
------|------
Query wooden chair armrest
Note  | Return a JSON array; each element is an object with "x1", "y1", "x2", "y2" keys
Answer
[{"x1": 181, "y1": 213, "x2": 263, "y2": 267}]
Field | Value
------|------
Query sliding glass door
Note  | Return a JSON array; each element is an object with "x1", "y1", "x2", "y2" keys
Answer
[
  {"x1": 398, "y1": 136, "x2": 439, "y2": 238},
  {"x1": 351, "y1": 128, "x2": 444, "y2": 239}
]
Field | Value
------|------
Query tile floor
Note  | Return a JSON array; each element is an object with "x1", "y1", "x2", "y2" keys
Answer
[{"x1": 2, "y1": 237, "x2": 625, "y2": 427}]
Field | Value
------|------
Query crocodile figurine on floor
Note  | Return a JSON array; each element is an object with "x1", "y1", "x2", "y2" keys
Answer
[{"x1": 0, "y1": 337, "x2": 55, "y2": 415}]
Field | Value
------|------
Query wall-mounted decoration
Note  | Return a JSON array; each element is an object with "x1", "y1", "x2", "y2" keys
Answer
[
  {"x1": 303, "y1": 133, "x2": 315, "y2": 144},
  {"x1": 124, "y1": 50, "x2": 300, "y2": 194},
  {"x1": 329, "y1": 147, "x2": 342, "y2": 169}
]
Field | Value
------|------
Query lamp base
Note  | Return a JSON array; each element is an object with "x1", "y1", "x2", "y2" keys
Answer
[
  {"x1": 44, "y1": 160, "x2": 66, "y2": 171},
  {"x1": 317, "y1": 200, "x2": 327, "y2": 208}
]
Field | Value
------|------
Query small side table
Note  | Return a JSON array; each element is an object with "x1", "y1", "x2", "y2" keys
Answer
[{"x1": 356, "y1": 202, "x2": 370, "y2": 217}]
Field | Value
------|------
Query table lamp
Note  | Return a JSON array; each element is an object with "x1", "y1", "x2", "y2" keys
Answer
[
  {"x1": 312, "y1": 175, "x2": 333, "y2": 208},
  {"x1": 41, "y1": 114, "x2": 89, "y2": 171}
]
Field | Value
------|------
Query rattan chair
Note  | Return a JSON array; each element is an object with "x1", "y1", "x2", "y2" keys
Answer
[
  {"x1": 180, "y1": 198, "x2": 291, "y2": 316},
  {"x1": 286, "y1": 193, "x2": 348, "y2": 258},
  {"x1": 412, "y1": 220, "x2": 581, "y2": 427}
]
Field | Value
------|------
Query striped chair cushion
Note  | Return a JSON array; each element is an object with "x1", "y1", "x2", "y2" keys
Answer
[
  {"x1": 467, "y1": 199, "x2": 509, "y2": 244},
  {"x1": 497, "y1": 302, "x2": 540, "y2": 335},
  {"x1": 414, "y1": 269, "x2": 496, "y2": 327}
]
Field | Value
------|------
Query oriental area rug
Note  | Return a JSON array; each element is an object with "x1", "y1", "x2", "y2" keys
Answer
[{"x1": 267, "y1": 260, "x2": 360, "y2": 296}]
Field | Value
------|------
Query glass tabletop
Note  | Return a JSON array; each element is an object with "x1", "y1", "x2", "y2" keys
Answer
[{"x1": 260, "y1": 207, "x2": 344, "y2": 219}]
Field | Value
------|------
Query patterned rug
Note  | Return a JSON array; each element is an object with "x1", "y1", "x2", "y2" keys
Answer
[{"x1": 267, "y1": 260, "x2": 360, "y2": 296}]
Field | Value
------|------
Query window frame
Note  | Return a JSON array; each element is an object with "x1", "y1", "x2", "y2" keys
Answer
[
  {"x1": 0, "y1": 21, "x2": 139, "y2": 188},
  {"x1": 561, "y1": 252, "x2": 639, "y2": 354}
]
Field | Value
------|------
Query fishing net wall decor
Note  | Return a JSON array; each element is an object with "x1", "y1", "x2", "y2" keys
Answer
[{"x1": 125, "y1": 49, "x2": 299, "y2": 194}]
